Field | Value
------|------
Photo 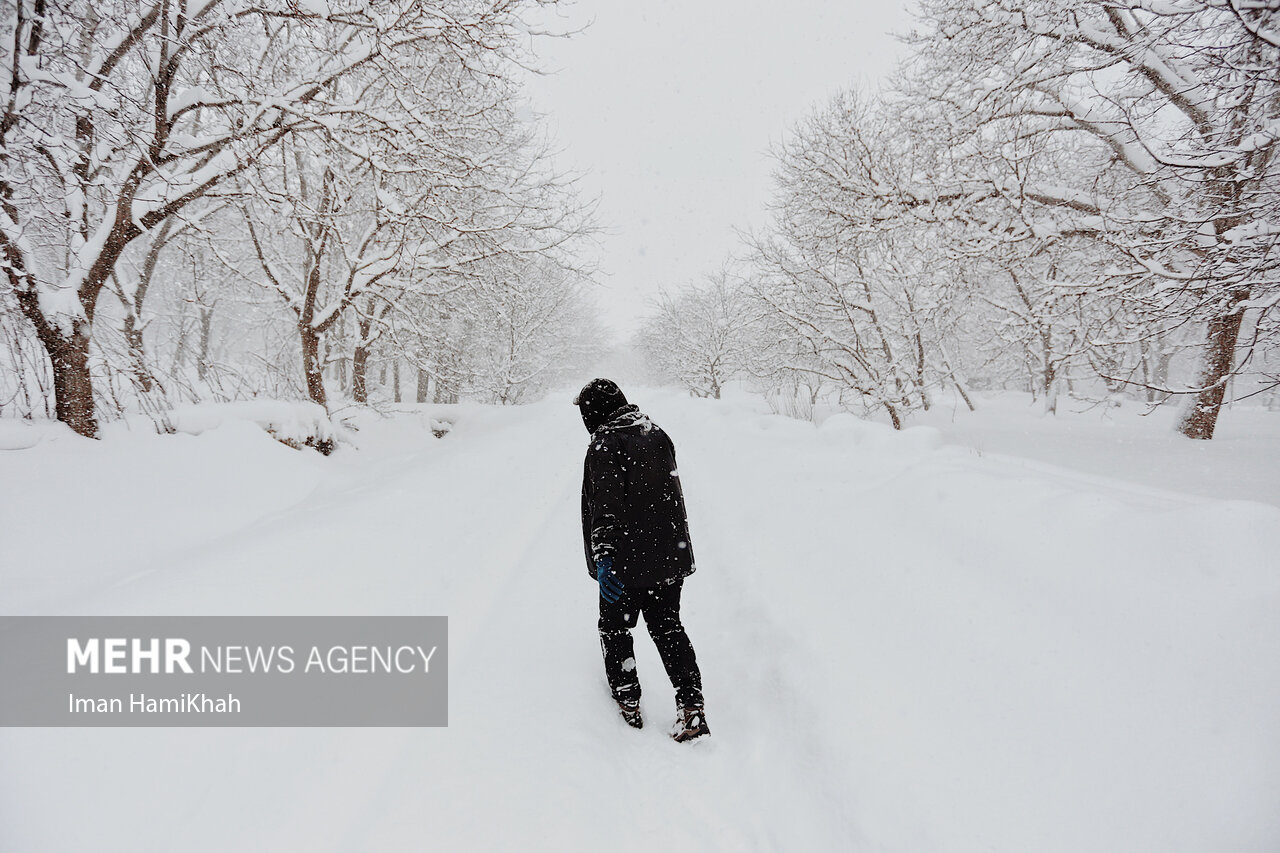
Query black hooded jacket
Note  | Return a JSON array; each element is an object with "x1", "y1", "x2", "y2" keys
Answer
[{"x1": 580, "y1": 403, "x2": 696, "y2": 589}]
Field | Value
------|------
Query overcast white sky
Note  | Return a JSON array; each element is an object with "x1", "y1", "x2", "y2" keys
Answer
[{"x1": 523, "y1": 1, "x2": 915, "y2": 336}]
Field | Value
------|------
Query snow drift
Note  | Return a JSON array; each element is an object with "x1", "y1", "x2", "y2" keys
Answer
[{"x1": 1, "y1": 389, "x2": 1277, "y2": 852}]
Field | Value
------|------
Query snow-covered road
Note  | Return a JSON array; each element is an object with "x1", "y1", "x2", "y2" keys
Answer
[{"x1": 3, "y1": 391, "x2": 1278, "y2": 852}]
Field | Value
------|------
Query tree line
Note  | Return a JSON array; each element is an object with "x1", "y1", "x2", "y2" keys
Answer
[
  {"x1": 642, "y1": 0, "x2": 1279, "y2": 438},
  {"x1": 0, "y1": 0, "x2": 597, "y2": 437}
]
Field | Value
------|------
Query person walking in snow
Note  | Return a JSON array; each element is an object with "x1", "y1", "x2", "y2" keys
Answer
[{"x1": 575, "y1": 378, "x2": 709, "y2": 742}]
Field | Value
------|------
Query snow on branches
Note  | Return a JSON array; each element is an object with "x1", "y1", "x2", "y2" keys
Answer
[{"x1": 0, "y1": 0, "x2": 591, "y2": 435}]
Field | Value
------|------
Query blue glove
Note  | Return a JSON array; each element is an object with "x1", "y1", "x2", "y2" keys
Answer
[{"x1": 596, "y1": 556, "x2": 625, "y2": 603}]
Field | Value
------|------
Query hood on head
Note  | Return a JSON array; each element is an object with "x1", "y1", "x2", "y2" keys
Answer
[{"x1": 574, "y1": 378, "x2": 628, "y2": 434}]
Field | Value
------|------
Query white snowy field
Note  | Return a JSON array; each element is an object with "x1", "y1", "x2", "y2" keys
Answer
[
  {"x1": 912, "y1": 391, "x2": 1280, "y2": 507},
  {"x1": 2, "y1": 389, "x2": 1278, "y2": 853}
]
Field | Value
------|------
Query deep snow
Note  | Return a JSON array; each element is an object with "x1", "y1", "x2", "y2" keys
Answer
[
  {"x1": 1, "y1": 390, "x2": 1278, "y2": 852},
  {"x1": 912, "y1": 391, "x2": 1280, "y2": 507}
]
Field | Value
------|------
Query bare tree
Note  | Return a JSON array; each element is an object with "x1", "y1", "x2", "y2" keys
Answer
[
  {"x1": 739, "y1": 92, "x2": 974, "y2": 429},
  {"x1": 904, "y1": 0, "x2": 1280, "y2": 437},
  {"x1": 640, "y1": 269, "x2": 755, "y2": 400},
  {"x1": 0, "y1": 0, "x2": 556, "y2": 436}
]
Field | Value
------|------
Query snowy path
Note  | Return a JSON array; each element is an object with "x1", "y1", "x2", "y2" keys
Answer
[{"x1": 2, "y1": 391, "x2": 1279, "y2": 852}]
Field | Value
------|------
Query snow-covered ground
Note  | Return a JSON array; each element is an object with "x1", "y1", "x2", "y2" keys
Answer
[
  {"x1": 2, "y1": 390, "x2": 1278, "y2": 852},
  {"x1": 912, "y1": 391, "x2": 1280, "y2": 507}
]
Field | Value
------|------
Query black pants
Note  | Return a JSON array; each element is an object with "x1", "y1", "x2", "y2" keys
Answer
[{"x1": 599, "y1": 578, "x2": 704, "y2": 708}]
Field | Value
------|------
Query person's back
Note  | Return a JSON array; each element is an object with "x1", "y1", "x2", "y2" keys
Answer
[
  {"x1": 581, "y1": 406, "x2": 694, "y2": 590},
  {"x1": 574, "y1": 379, "x2": 709, "y2": 742}
]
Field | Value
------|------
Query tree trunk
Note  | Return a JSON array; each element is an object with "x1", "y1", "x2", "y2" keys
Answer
[
  {"x1": 12, "y1": 285, "x2": 99, "y2": 437},
  {"x1": 352, "y1": 315, "x2": 374, "y2": 404},
  {"x1": 1044, "y1": 360, "x2": 1058, "y2": 415},
  {"x1": 915, "y1": 331, "x2": 930, "y2": 411},
  {"x1": 11, "y1": 214, "x2": 138, "y2": 437},
  {"x1": 937, "y1": 347, "x2": 975, "y2": 412},
  {"x1": 1139, "y1": 340, "x2": 1156, "y2": 403},
  {"x1": 301, "y1": 325, "x2": 327, "y2": 409},
  {"x1": 48, "y1": 326, "x2": 98, "y2": 437},
  {"x1": 1153, "y1": 349, "x2": 1174, "y2": 404},
  {"x1": 858, "y1": 276, "x2": 901, "y2": 399},
  {"x1": 1177, "y1": 304, "x2": 1246, "y2": 440},
  {"x1": 903, "y1": 287, "x2": 930, "y2": 411},
  {"x1": 883, "y1": 400, "x2": 902, "y2": 430},
  {"x1": 393, "y1": 360, "x2": 401, "y2": 404},
  {"x1": 196, "y1": 301, "x2": 213, "y2": 382},
  {"x1": 113, "y1": 218, "x2": 174, "y2": 395},
  {"x1": 123, "y1": 318, "x2": 153, "y2": 393},
  {"x1": 335, "y1": 355, "x2": 348, "y2": 397},
  {"x1": 352, "y1": 345, "x2": 369, "y2": 404},
  {"x1": 416, "y1": 368, "x2": 429, "y2": 404}
]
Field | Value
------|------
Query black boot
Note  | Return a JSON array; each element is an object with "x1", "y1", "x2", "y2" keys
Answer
[
  {"x1": 671, "y1": 703, "x2": 709, "y2": 743},
  {"x1": 616, "y1": 697, "x2": 643, "y2": 729}
]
